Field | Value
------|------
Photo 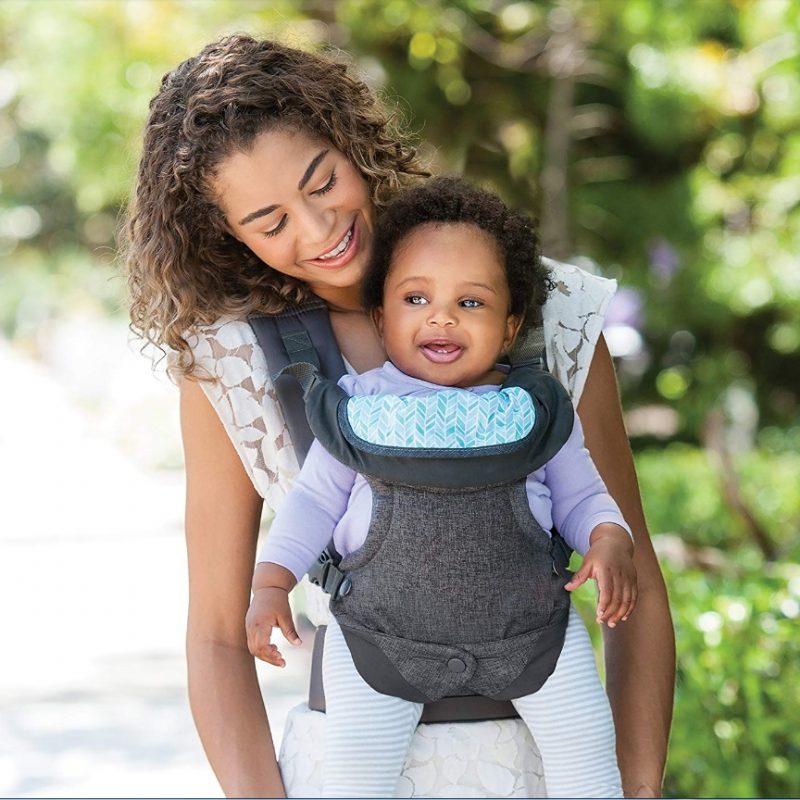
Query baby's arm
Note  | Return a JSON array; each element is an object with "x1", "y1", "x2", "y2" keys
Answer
[
  {"x1": 246, "y1": 439, "x2": 357, "y2": 666},
  {"x1": 544, "y1": 415, "x2": 637, "y2": 626}
]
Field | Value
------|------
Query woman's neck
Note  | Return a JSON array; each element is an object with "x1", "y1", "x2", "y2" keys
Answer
[{"x1": 312, "y1": 284, "x2": 363, "y2": 314}]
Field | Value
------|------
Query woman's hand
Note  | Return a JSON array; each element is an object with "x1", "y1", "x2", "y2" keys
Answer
[{"x1": 564, "y1": 523, "x2": 638, "y2": 627}]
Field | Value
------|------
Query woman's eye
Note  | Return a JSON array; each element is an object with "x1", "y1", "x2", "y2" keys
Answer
[
  {"x1": 314, "y1": 170, "x2": 338, "y2": 196},
  {"x1": 460, "y1": 298, "x2": 483, "y2": 308},
  {"x1": 405, "y1": 295, "x2": 428, "y2": 305},
  {"x1": 262, "y1": 215, "x2": 287, "y2": 238}
]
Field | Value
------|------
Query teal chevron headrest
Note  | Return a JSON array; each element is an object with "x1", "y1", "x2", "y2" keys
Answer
[{"x1": 345, "y1": 387, "x2": 536, "y2": 450}]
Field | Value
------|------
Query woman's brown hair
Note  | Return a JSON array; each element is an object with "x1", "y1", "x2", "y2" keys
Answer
[{"x1": 123, "y1": 33, "x2": 427, "y2": 377}]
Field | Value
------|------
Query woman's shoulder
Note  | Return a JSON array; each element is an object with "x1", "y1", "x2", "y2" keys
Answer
[
  {"x1": 541, "y1": 259, "x2": 618, "y2": 405},
  {"x1": 183, "y1": 315, "x2": 300, "y2": 508},
  {"x1": 187, "y1": 316, "x2": 262, "y2": 366},
  {"x1": 543, "y1": 258, "x2": 618, "y2": 314}
]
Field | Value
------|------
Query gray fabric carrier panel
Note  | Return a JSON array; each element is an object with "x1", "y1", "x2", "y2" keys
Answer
[
  {"x1": 289, "y1": 363, "x2": 576, "y2": 703},
  {"x1": 333, "y1": 480, "x2": 570, "y2": 702}
]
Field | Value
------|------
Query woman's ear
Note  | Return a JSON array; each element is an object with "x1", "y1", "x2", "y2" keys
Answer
[{"x1": 503, "y1": 314, "x2": 523, "y2": 352}]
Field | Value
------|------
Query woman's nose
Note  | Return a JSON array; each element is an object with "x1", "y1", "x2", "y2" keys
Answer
[{"x1": 297, "y1": 203, "x2": 337, "y2": 253}]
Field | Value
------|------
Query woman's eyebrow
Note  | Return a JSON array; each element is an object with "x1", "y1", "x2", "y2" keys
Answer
[
  {"x1": 298, "y1": 149, "x2": 330, "y2": 190},
  {"x1": 238, "y1": 148, "x2": 331, "y2": 226},
  {"x1": 239, "y1": 204, "x2": 279, "y2": 226}
]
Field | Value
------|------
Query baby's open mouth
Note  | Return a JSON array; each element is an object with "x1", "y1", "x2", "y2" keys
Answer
[{"x1": 419, "y1": 340, "x2": 463, "y2": 363}]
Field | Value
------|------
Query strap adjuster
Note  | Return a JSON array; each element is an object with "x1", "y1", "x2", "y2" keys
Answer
[{"x1": 308, "y1": 550, "x2": 351, "y2": 599}]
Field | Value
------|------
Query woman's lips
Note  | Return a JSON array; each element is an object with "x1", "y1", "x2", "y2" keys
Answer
[
  {"x1": 419, "y1": 341, "x2": 464, "y2": 364},
  {"x1": 307, "y1": 220, "x2": 359, "y2": 269}
]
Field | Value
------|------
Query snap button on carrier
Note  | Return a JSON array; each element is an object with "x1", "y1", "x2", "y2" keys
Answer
[{"x1": 447, "y1": 657, "x2": 467, "y2": 673}]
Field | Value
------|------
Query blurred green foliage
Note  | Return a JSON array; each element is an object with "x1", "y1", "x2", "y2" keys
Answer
[
  {"x1": 572, "y1": 441, "x2": 800, "y2": 797},
  {"x1": 663, "y1": 562, "x2": 799, "y2": 798},
  {"x1": 1, "y1": 1, "x2": 799, "y2": 795},
  {"x1": 636, "y1": 443, "x2": 800, "y2": 558},
  {"x1": 573, "y1": 558, "x2": 800, "y2": 798}
]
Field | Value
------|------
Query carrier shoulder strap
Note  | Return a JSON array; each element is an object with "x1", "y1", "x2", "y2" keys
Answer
[
  {"x1": 249, "y1": 298, "x2": 347, "y2": 465},
  {"x1": 248, "y1": 299, "x2": 349, "y2": 597},
  {"x1": 507, "y1": 317, "x2": 547, "y2": 370}
]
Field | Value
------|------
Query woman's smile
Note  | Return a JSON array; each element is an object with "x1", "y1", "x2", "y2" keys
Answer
[{"x1": 307, "y1": 218, "x2": 359, "y2": 268}]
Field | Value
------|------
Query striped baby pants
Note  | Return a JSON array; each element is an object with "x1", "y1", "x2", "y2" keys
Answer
[{"x1": 322, "y1": 605, "x2": 623, "y2": 797}]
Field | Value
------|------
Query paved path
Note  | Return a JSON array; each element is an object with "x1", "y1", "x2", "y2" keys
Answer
[{"x1": 0, "y1": 330, "x2": 310, "y2": 797}]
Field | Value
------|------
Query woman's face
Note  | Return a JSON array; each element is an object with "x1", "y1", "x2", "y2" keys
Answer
[{"x1": 213, "y1": 127, "x2": 375, "y2": 307}]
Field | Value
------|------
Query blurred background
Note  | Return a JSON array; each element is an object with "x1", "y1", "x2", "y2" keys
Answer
[{"x1": 1, "y1": 0, "x2": 798, "y2": 796}]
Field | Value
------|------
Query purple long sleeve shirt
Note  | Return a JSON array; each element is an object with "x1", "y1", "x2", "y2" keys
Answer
[{"x1": 259, "y1": 361, "x2": 631, "y2": 581}]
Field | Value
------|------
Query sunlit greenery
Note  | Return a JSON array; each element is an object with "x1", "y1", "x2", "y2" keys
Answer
[{"x1": 1, "y1": 1, "x2": 798, "y2": 795}]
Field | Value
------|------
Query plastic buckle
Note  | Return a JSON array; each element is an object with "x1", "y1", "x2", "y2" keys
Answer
[
  {"x1": 308, "y1": 551, "x2": 351, "y2": 599},
  {"x1": 323, "y1": 563, "x2": 351, "y2": 599}
]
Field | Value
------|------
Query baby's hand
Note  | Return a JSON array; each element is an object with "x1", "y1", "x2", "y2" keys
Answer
[
  {"x1": 563, "y1": 524, "x2": 637, "y2": 628},
  {"x1": 245, "y1": 587, "x2": 301, "y2": 667}
]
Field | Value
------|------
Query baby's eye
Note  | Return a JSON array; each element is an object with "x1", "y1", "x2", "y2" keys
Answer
[
  {"x1": 460, "y1": 298, "x2": 483, "y2": 308},
  {"x1": 405, "y1": 295, "x2": 428, "y2": 305}
]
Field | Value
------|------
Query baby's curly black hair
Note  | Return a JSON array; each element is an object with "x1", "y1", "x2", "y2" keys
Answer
[{"x1": 362, "y1": 176, "x2": 551, "y2": 332}]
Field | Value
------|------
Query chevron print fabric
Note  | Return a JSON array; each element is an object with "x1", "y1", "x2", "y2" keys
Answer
[{"x1": 346, "y1": 387, "x2": 535, "y2": 449}]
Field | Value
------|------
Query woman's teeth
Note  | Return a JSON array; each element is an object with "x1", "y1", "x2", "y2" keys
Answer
[{"x1": 318, "y1": 227, "x2": 353, "y2": 260}]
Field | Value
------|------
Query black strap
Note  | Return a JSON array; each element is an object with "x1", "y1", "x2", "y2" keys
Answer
[
  {"x1": 248, "y1": 301, "x2": 348, "y2": 590},
  {"x1": 508, "y1": 319, "x2": 548, "y2": 370},
  {"x1": 249, "y1": 298, "x2": 347, "y2": 465}
]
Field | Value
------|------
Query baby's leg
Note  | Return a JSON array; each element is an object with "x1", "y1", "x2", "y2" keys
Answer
[
  {"x1": 322, "y1": 617, "x2": 424, "y2": 797},
  {"x1": 512, "y1": 606, "x2": 623, "y2": 798}
]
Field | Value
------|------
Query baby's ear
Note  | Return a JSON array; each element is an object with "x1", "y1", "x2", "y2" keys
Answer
[
  {"x1": 371, "y1": 307, "x2": 385, "y2": 339},
  {"x1": 504, "y1": 314, "x2": 523, "y2": 351}
]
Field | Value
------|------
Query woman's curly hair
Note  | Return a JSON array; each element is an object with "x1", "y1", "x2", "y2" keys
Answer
[
  {"x1": 362, "y1": 176, "x2": 552, "y2": 333},
  {"x1": 123, "y1": 33, "x2": 428, "y2": 377}
]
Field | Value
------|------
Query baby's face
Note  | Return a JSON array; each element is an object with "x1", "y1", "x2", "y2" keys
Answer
[{"x1": 374, "y1": 222, "x2": 520, "y2": 387}]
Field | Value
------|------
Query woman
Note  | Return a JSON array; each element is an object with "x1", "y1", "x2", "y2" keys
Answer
[{"x1": 125, "y1": 34, "x2": 674, "y2": 797}]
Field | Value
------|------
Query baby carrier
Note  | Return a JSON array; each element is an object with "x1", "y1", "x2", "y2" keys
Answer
[{"x1": 249, "y1": 299, "x2": 575, "y2": 718}]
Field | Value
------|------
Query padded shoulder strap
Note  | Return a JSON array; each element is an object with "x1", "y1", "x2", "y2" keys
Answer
[
  {"x1": 248, "y1": 299, "x2": 346, "y2": 466},
  {"x1": 508, "y1": 320, "x2": 546, "y2": 369},
  {"x1": 248, "y1": 301, "x2": 349, "y2": 593}
]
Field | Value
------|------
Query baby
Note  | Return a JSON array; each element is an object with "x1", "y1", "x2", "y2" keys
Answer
[{"x1": 247, "y1": 177, "x2": 636, "y2": 798}]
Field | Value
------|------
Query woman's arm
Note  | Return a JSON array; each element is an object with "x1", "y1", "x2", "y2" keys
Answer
[
  {"x1": 576, "y1": 334, "x2": 675, "y2": 798},
  {"x1": 180, "y1": 378, "x2": 285, "y2": 798}
]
